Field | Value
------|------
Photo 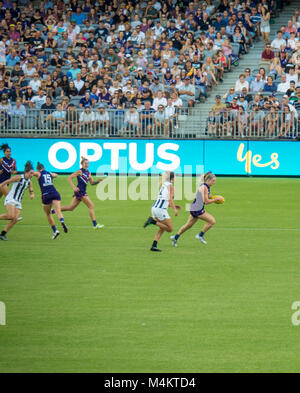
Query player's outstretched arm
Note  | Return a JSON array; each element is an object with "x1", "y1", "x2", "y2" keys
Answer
[
  {"x1": 0, "y1": 175, "x2": 21, "y2": 188},
  {"x1": 89, "y1": 175, "x2": 102, "y2": 186}
]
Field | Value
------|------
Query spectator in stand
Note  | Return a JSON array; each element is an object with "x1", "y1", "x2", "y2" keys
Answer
[
  {"x1": 271, "y1": 31, "x2": 287, "y2": 52},
  {"x1": 31, "y1": 89, "x2": 46, "y2": 109},
  {"x1": 65, "y1": 104, "x2": 80, "y2": 136},
  {"x1": 235, "y1": 74, "x2": 249, "y2": 93},
  {"x1": 152, "y1": 90, "x2": 167, "y2": 110},
  {"x1": 261, "y1": 44, "x2": 275, "y2": 62},
  {"x1": 178, "y1": 77, "x2": 195, "y2": 108},
  {"x1": 47, "y1": 102, "x2": 65, "y2": 132},
  {"x1": 250, "y1": 74, "x2": 265, "y2": 93},
  {"x1": 10, "y1": 97, "x2": 26, "y2": 126},
  {"x1": 260, "y1": 5, "x2": 271, "y2": 46},
  {"x1": 277, "y1": 74, "x2": 290, "y2": 93},
  {"x1": 79, "y1": 105, "x2": 95, "y2": 136},
  {"x1": 95, "y1": 104, "x2": 110, "y2": 137},
  {"x1": 154, "y1": 104, "x2": 169, "y2": 137},
  {"x1": 211, "y1": 95, "x2": 226, "y2": 113},
  {"x1": 122, "y1": 104, "x2": 140, "y2": 136},
  {"x1": 223, "y1": 87, "x2": 236, "y2": 103}
]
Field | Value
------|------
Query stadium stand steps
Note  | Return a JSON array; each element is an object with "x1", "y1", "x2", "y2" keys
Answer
[{"x1": 180, "y1": 2, "x2": 299, "y2": 137}]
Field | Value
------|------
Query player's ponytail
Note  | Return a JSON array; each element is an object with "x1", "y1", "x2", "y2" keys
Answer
[
  {"x1": 81, "y1": 156, "x2": 88, "y2": 166},
  {"x1": 37, "y1": 162, "x2": 44, "y2": 171},
  {"x1": 0, "y1": 143, "x2": 10, "y2": 152},
  {"x1": 25, "y1": 161, "x2": 33, "y2": 173}
]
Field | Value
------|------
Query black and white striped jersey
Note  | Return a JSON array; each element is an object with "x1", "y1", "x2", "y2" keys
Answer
[{"x1": 9, "y1": 175, "x2": 31, "y2": 202}]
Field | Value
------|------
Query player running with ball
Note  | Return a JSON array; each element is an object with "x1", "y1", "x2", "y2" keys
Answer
[
  {"x1": 171, "y1": 172, "x2": 224, "y2": 246},
  {"x1": 143, "y1": 171, "x2": 181, "y2": 252}
]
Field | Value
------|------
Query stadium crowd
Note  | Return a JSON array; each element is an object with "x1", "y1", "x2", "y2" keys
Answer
[
  {"x1": 209, "y1": 7, "x2": 300, "y2": 138},
  {"x1": 0, "y1": 0, "x2": 297, "y2": 138}
]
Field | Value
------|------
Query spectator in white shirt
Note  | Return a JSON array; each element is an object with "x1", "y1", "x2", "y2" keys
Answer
[
  {"x1": 31, "y1": 89, "x2": 47, "y2": 109},
  {"x1": 122, "y1": 104, "x2": 140, "y2": 135},
  {"x1": 135, "y1": 25, "x2": 146, "y2": 42},
  {"x1": 94, "y1": 104, "x2": 110, "y2": 136},
  {"x1": 29, "y1": 73, "x2": 41, "y2": 93},
  {"x1": 80, "y1": 105, "x2": 95, "y2": 135},
  {"x1": 235, "y1": 74, "x2": 249, "y2": 93},
  {"x1": 171, "y1": 92, "x2": 183, "y2": 108},
  {"x1": 154, "y1": 104, "x2": 170, "y2": 136},
  {"x1": 152, "y1": 21, "x2": 165, "y2": 39},
  {"x1": 152, "y1": 90, "x2": 167, "y2": 110},
  {"x1": 22, "y1": 60, "x2": 36, "y2": 78},
  {"x1": 74, "y1": 73, "x2": 84, "y2": 92},
  {"x1": 271, "y1": 31, "x2": 286, "y2": 51},
  {"x1": 277, "y1": 74, "x2": 289, "y2": 93},
  {"x1": 286, "y1": 67, "x2": 299, "y2": 85}
]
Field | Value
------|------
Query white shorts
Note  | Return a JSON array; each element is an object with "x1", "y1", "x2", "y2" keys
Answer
[
  {"x1": 151, "y1": 207, "x2": 170, "y2": 221},
  {"x1": 261, "y1": 26, "x2": 270, "y2": 33},
  {"x1": 4, "y1": 195, "x2": 22, "y2": 210}
]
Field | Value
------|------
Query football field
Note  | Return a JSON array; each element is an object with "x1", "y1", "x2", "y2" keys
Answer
[{"x1": 0, "y1": 176, "x2": 300, "y2": 373}]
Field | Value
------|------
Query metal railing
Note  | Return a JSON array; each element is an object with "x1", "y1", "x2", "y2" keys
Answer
[{"x1": 0, "y1": 108, "x2": 299, "y2": 139}]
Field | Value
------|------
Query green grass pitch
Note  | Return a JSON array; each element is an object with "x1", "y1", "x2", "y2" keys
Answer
[{"x1": 0, "y1": 176, "x2": 300, "y2": 373}]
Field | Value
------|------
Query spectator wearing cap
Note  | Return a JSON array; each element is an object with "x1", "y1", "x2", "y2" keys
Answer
[
  {"x1": 178, "y1": 77, "x2": 195, "y2": 107},
  {"x1": 154, "y1": 104, "x2": 170, "y2": 137},
  {"x1": 237, "y1": 94, "x2": 248, "y2": 111},
  {"x1": 8, "y1": 24, "x2": 20, "y2": 43},
  {"x1": 79, "y1": 105, "x2": 95, "y2": 136},
  {"x1": 230, "y1": 96, "x2": 240, "y2": 111},
  {"x1": 263, "y1": 76, "x2": 277, "y2": 93},
  {"x1": 67, "y1": 61, "x2": 81, "y2": 80},
  {"x1": 250, "y1": 74, "x2": 265, "y2": 93},
  {"x1": 150, "y1": 77, "x2": 164, "y2": 97},
  {"x1": 211, "y1": 95, "x2": 226, "y2": 113},
  {"x1": 213, "y1": 14, "x2": 227, "y2": 32},
  {"x1": 122, "y1": 104, "x2": 140, "y2": 136},
  {"x1": 163, "y1": 68, "x2": 173, "y2": 87},
  {"x1": 95, "y1": 104, "x2": 110, "y2": 137}
]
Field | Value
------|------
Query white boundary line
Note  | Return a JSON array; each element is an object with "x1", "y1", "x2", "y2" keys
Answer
[{"x1": 16, "y1": 224, "x2": 300, "y2": 231}]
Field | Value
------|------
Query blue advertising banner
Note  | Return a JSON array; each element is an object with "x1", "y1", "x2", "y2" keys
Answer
[{"x1": 1, "y1": 138, "x2": 299, "y2": 176}]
